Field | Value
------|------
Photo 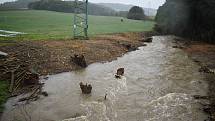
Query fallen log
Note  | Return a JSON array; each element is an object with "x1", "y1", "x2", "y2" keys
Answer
[{"x1": 9, "y1": 70, "x2": 15, "y2": 92}]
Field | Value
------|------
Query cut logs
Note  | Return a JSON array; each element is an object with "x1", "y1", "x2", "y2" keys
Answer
[
  {"x1": 71, "y1": 54, "x2": 87, "y2": 68},
  {"x1": 79, "y1": 82, "x2": 92, "y2": 94}
]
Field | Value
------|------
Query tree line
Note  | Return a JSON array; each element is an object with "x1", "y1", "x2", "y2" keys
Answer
[
  {"x1": 155, "y1": 0, "x2": 215, "y2": 43},
  {"x1": 0, "y1": 0, "x2": 148, "y2": 20},
  {"x1": 28, "y1": 0, "x2": 147, "y2": 20}
]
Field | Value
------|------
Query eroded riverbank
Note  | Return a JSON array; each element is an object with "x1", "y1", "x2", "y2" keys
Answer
[
  {"x1": 0, "y1": 32, "x2": 149, "y2": 76},
  {"x1": 1, "y1": 36, "x2": 210, "y2": 121},
  {"x1": 182, "y1": 40, "x2": 215, "y2": 120}
]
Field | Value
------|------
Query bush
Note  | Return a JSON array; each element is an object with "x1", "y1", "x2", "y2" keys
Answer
[{"x1": 127, "y1": 6, "x2": 145, "y2": 20}]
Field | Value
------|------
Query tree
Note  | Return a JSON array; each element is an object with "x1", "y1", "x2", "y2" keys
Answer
[
  {"x1": 127, "y1": 6, "x2": 145, "y2": 20},
  {"x1": 155, "y1": 0, "x2": 215, "y2": 43}
]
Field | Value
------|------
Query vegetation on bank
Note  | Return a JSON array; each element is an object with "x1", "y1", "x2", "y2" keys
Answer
[
  {"x1": 0, "y1": 10, "x2": 155, "y2": 41},
  {"x1": 155, "y1": 0, "x2": 215, "y2": 43},
  {"x1": 0, "y1": 80, "x2": 9, "y2": 112}
]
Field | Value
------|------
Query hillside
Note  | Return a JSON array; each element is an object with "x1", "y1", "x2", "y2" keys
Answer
[
  {"x1": 0, "y1": 10, "x2": 154, "y2": 40},
  {"x1": 0, "y1": 0, "x2": 38, "y2": 10},
  {"x1": 0, "y1": 0, "x2": 117, "y2": 16},
  {"x1": 28, "y1": 0, "x2": 117, "y2": 16},
  {"x1": 97, "y1": 3, "x2": 157, "y2": 16}
]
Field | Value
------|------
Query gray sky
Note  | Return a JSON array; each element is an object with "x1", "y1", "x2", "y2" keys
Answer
[
  {"x1": 89, "y1": 0, "x2": 166, "y2": 9},
  {"x1": 0, "y1": 0, "x2": 166, "y2": 9}
]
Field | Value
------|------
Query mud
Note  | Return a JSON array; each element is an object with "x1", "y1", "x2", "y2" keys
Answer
[{"x1": 0, "y1": 32, "x2": 147, "y2": 76}]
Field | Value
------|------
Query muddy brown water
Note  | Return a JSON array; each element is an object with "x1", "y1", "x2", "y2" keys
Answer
[{"x1": 1, "y1": 36, "x2": 209, "y2": 121}]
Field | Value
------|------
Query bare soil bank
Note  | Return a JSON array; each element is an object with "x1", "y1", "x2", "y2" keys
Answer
[{"x1": 0, "y1": 32, "x2": 152, "y2": 76}]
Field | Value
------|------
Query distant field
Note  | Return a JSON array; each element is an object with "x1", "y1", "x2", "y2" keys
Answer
[{"x1": 0, "y1": 10, "x2": 155, "y2": 40}]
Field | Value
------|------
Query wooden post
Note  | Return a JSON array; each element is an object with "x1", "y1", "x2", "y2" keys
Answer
[{"x1": 9, "y1": 70, "x2": 15, "y2": 92}]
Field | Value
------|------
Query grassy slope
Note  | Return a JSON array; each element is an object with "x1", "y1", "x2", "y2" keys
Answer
[{"x1": 0, "y1": 10, "x2": 155, "y2": 40}]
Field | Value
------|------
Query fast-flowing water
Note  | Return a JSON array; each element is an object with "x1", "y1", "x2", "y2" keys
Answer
[{"x1": 1, "y1": 36, "x2": 208, "y2": 121}]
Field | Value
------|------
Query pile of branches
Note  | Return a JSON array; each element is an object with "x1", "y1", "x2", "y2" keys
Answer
[{"x1": 0, "y1": 56, "x2": 46, "y2": 102}]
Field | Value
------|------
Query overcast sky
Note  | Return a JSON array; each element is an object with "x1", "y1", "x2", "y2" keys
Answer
[
  {"x1": 0, "y1": 0, "x2": 166, "y2": 9},
  {"x1": 89, "y1": 0, "x2": 166, "y2": 9}
]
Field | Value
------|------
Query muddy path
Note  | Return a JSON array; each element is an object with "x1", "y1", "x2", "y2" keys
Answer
[{"x1": 1, "y1": 36, "x2": 210, "y2": 121}]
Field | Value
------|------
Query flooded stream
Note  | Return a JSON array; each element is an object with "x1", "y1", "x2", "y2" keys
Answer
[{"x1": 1, "y1": 36, "x2": 208, "y2": 121}]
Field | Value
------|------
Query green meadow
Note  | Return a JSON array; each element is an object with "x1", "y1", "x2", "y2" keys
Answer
[{"x1": 0, "y1": 10, "x2": 155, "y2": 40}]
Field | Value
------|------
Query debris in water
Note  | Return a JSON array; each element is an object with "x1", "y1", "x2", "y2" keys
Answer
[
  {"x1": 71, "y1": 54, "x2": 87, "y2": 68},
  {"x1": 79, "y1": 82, "x2": 92, "y2": 94},
  {"x1": 139, "y1": 37, "x2": 153, "y2": 43},
  {"x1": 41, "y1": 91, "x2": 48, "y2": 97},
  {"x1": 115, "y1": 68, "x2": 124, "y2": 79},
  {"x1": 43, "y1": 76, "x2": 49, "y2": 80},
  {"x1": 172, "y1": 45, "x2": 184, "y2": 49},
  {"x1": 199, "y1": 66, "x2": 215, "y2": 74},
  {"x1": 193, "y1": 95, "x2": 210, "y2": 100},
  {"x1": 104, "y1": 93, "x2": 107, "y2": 100}
]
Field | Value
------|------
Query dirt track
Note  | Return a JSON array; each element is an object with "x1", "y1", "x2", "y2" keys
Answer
[{"x1": 0, "y1": 32, "x2": 150, "y2": 75}]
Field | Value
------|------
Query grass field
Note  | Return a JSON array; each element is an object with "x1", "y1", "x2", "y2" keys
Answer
[{"x1": 0, "y1": 10, "x2": 155, "y2": 40}]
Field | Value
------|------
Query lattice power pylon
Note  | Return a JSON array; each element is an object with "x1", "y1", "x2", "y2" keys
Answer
[{"x1": 73, "y1": 0, "x2": 88, "y2": 39}]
